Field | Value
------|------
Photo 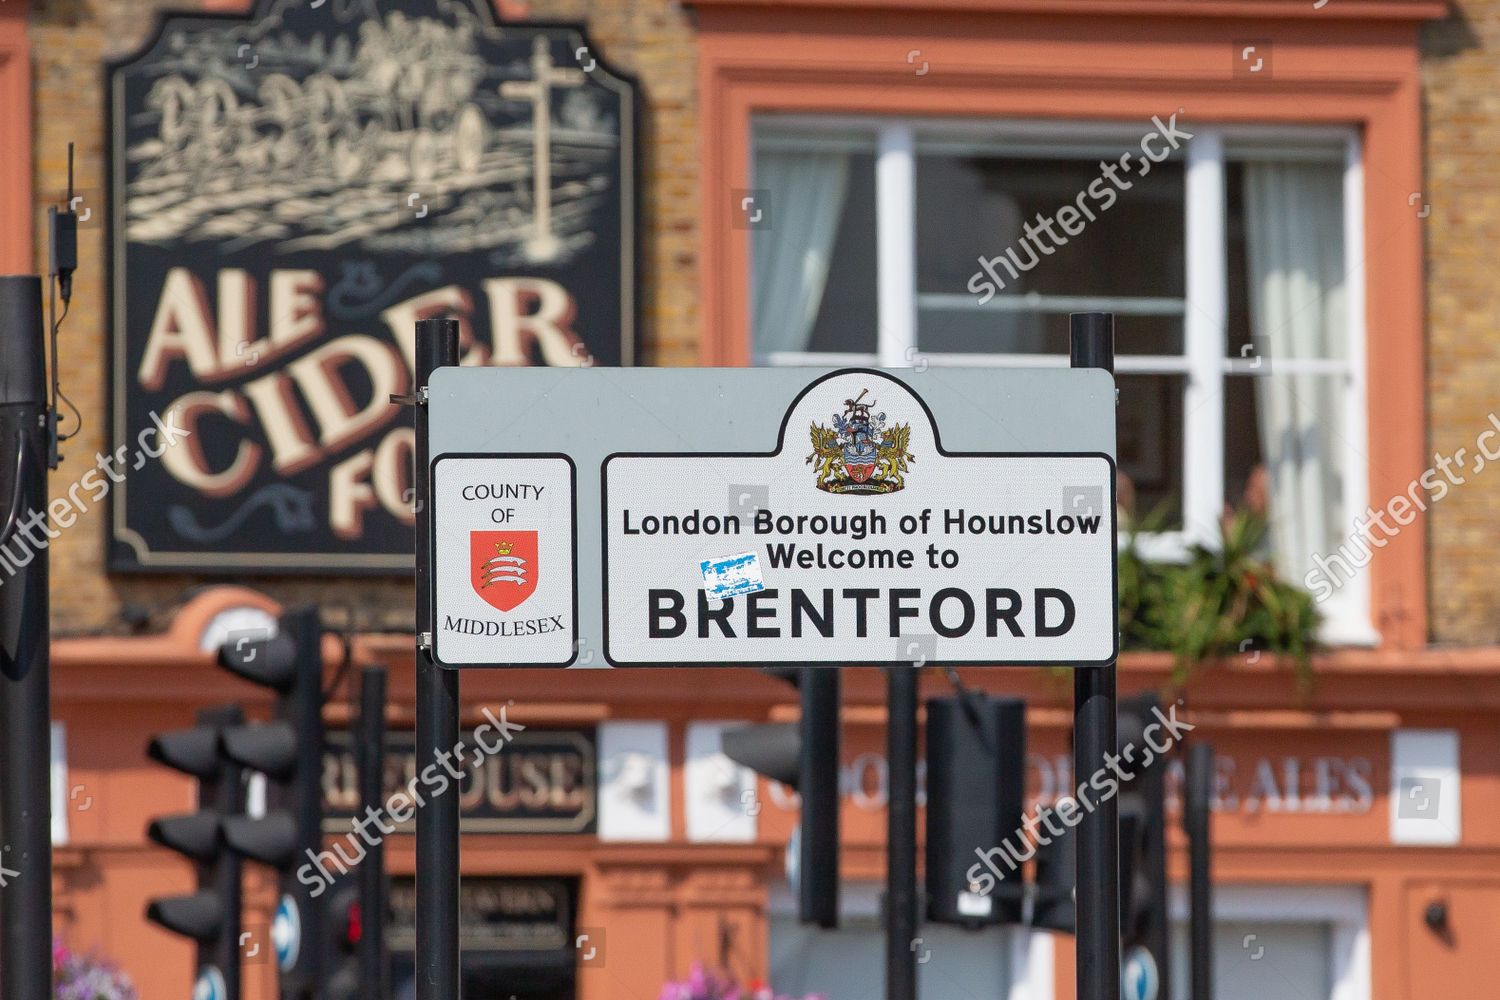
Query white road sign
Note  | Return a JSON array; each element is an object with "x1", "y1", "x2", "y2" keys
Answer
[
  {"x1": 603, "y1": 371, "x2": 1116, "y2": 666},
  {"x1": 427, "y1": 366, "x2": 1117, "y2": 668},
  {"x1": 431, "y1": 455, "x2": 578, "y2": 667}
]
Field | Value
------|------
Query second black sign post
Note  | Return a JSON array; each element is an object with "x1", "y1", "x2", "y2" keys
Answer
[
  {"x1": 413, "y1": 318, "x2": 462, "y2": 1000},
  {"x1": 1070, "y1": 312, "x2": 1122, "y2": 1000}
]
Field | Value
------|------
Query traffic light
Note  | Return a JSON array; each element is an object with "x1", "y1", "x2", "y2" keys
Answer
[
  {"x1": 723, "y1": 666, "x2": 840, "y2": 927},
  {"x1": 216, "y1": 605, "x2": 327, "y2": 998},
  {"x1": 323, "y1": 881, "x2": 362, "y2": 1000},
  {"x1": 1117, "y1": 693, "x2": 1170, "y2": 1000},
  {"x1": 1031, "y1": 823, "x2": 1076, "y2": 933},
  {"x1": 144, "y1": 704, "x2": 245, "y2": 1000},
  {"x1": 925, "y1": 692, "x2": 1026, "y2": 926},
  {"x1": 325, "y1": 665, "x2": 389, "y2": 1000}
]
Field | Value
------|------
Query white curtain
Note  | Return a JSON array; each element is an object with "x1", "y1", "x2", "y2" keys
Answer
[
  {"x1": 1242, "y1": 161, "x2": 1347, "y2": 581},
  {"x1": 751, "y1": 150, "x2": 851, "y2": 356}
]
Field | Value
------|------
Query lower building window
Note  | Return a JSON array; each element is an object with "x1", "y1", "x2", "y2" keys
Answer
[
  {"x1": 1167, "y1": 884, "x2": 1368, "y2": 1000},
  {"x1": 768, "y1": 881, "x2": 1014, "y2": 998}
]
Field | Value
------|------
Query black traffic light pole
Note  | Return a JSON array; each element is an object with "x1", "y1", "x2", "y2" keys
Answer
[
  {"x1": 1070, "y1": 312, "x2": 1121, "y2": 1000},
  {"x1": 799, "y1": 667, "x2": 840, "y2": 929},
  {"x1": 208, "y1": 707, "x2": 249, "y2": 1000},
  {"x1": 414, "y1": 317, "x2": 461, "y2": 1000},
  {"x1": 144, "y1": 704, "x2": 247, "y2": 1000},
  {"x1": 1186, "y1": 742, "x2": 1215, "y2": 1000},
  {"x1": 721, "y1": 667, "x2": 840, "y2": 929},
  {"x1": 0, "y1": 275, "x2": 52, "y2": 1000},
  {"x1": 1118, "y1": 694, "x2": 1171, "y2": 999},
  {"x1": 359, "y1": 665, "x2": 389, "y2": 999},
  {"x1": 203, "y1": 705, "x2": 246, "y2": 1000},
  {"x1": 217, "y1": 607, "x2": 328, "y2": 998},
  {"x1": 885, "y1": 665, "x2": 919, "y2": 1000}
]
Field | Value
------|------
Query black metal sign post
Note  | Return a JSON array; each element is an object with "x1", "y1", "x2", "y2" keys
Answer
[
  {"x1": 0, "y1": 275, "x2": 52, "y2": 1000},
  {"x1": 413, "y1": 318, "x2": 462, "y2": 1000},
  {"x1": 886, "y1": 665, "x2": 919, "y2": 1000},
  {"x1": 1070, "y1": 311, "x2": 1121, "y2": 1000},
  {"x1": 359, "y1": 665, "x2": 390, "y2": 999},
  {"x1": 1186, "y1": 742, "x2": 1215, "y2": 1000}
]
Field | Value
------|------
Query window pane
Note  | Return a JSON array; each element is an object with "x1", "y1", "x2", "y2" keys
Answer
[
  {"x1": 915, "y1": 150, "x2": 1185, "y2": 356},
  {"x1": 1224, "y1": 372, "x2": 1265, "y2": 511},
  {"x1": 1224, "y1": 371, "x2": 1349, "y2": 581},
  {"x1": 807, "y1": 152, "x2": 877, "y2": 355},
  {"x1": 1226, "y1": 158, "x2": 1347, "y2": 364},
  {"x1": 1119, "y1": 373, "x2": 1185, "y2": 530},
  {"x1": 772, "y1": 908, "x2": 1011, "y2": 999},
  {"x1": 918, "y1": 310, "x2": 1182, "y2": 357},
  {"x1": 1170, "y1": 920, "x2": 1334, "y2": 1000},
  {"x1": 751, "y1": 142, "x2": 877, "y2": 359}
]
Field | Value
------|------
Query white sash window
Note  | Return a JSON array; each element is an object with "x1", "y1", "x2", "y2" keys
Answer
[{"x1": 751, "y1": 118, "x2": 1371, "y2": 642}]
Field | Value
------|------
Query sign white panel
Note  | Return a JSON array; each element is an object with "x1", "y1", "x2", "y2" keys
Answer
[
  {"x1": 427, "y1": 365, "x2": 1118, "y2": 668},
  {"x1": 432, "y1": 455, "x2": 578, "y2": 666},
  {"x1": 602, "y1": 371, "x2": 1116, "y2": 666}
]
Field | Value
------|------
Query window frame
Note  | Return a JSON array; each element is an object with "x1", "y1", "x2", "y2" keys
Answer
[
  {"x1": 697, "y1": 5, "x2": 1432, "y2": 649},
  {"x1": 751, "y1": 116, "x2": 1374, "y2": 642},
  {"x1": 1167, "y1": 883, "x2": 1371, "y2": 1000},
  {"x1": 768, "y1": 879, "x2": 1019, "y2": 996}
]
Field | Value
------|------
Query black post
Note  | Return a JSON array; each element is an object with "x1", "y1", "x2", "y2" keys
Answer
[
  {"x1": 0, "y1": 275, "x2": 52, "y2": 1000},
  {"x1": 1070, "y1": 312, "x2": 1120, "y2": 1000},
  {"x1": 359, "y1": 666, "x2": 389, "y2": 1000},
  {"x1": 1186, "y1": 742, "x2": 1215, "y2": 1000},
  {"x1": 799, "y1": 666, "x2": 841, "y2": 929},
  {"x1": 885, "y1": 665, "x2": 919, "y2": 1000},
  {"x1": 414, "y1": 317, "x2": 461, "y2": 1000},
  {"x1": 203, "y1": 704, "x2": 246, "y2": 1000}
]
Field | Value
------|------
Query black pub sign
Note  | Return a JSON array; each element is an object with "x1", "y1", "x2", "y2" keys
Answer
[
  {"x1": 322, "y1": 728, "x2": 596, "y2": 833},
  {"x1": 106, "y1": 0, "x2": 638, "y2": 572}
]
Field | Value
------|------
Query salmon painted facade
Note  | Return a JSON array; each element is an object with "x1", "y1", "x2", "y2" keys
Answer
[{"x1": 5, "y1": 0, "x2": 1500, "y2": 997}]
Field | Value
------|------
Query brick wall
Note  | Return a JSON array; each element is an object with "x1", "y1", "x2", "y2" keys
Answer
[
  {"x1": 27, "y1": 0, "x2": 697, "y2": 634},
  {"x1": 1422, "y1": 0, "x2": 1500, "y2": 645}
]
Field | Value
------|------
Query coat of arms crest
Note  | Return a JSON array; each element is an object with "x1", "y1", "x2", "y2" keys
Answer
[
  {"x1": 471, "y1": 530, "x2": 539, "y2": 611},
  {"x1": 806, "y1": 389, "x2": 915, "y2": 494}
]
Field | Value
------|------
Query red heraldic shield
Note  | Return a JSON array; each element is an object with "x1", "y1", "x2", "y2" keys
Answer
[{"x1": 471, "y1": 530, "x2": 539, "y2": 612}]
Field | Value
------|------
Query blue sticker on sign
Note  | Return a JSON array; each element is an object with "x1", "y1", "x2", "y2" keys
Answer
[{"x1": 701, "y1": 552, "x2": 765, "y2": 601}]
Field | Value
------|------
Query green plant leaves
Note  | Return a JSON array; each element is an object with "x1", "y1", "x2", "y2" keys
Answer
[{"x1": 1118, "y1": 508, "x2": 1320, "y2": 687}]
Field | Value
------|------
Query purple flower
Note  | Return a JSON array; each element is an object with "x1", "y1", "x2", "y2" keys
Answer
[
  {"x1": 659, "y1": 963, "x2": 822, "y2": 1000},
  {"x1": 51, "y1": 941, "x2": 138, "y2": 1000}
]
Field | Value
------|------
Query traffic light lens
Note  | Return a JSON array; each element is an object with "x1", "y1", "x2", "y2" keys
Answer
[
  {"x1": 347, "y1": 900, "x2": 363, "y2": 946},
  {"x1": 147, "y1": 726, "x2": 221, "y2": 779},
  {"x1": 217, "y1": 630, "x2": 298, "y2": 689},
  {"x1": 145, "y1": 892, "x2": 225, "y2": 942},
  {"x1": 221, "y1": 720, "x2": 298, "y2": 778},
  {"x1": 223, "y1": 813, "x2": 298, "y2": 866},
  {"x1": 147, "y1": 811, "x2": 222, "y2": 862}
]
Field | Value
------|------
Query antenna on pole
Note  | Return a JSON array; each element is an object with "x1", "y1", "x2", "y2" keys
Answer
[{"x1": 44, "y1": 141, "x2": 81, "y2": 470}]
